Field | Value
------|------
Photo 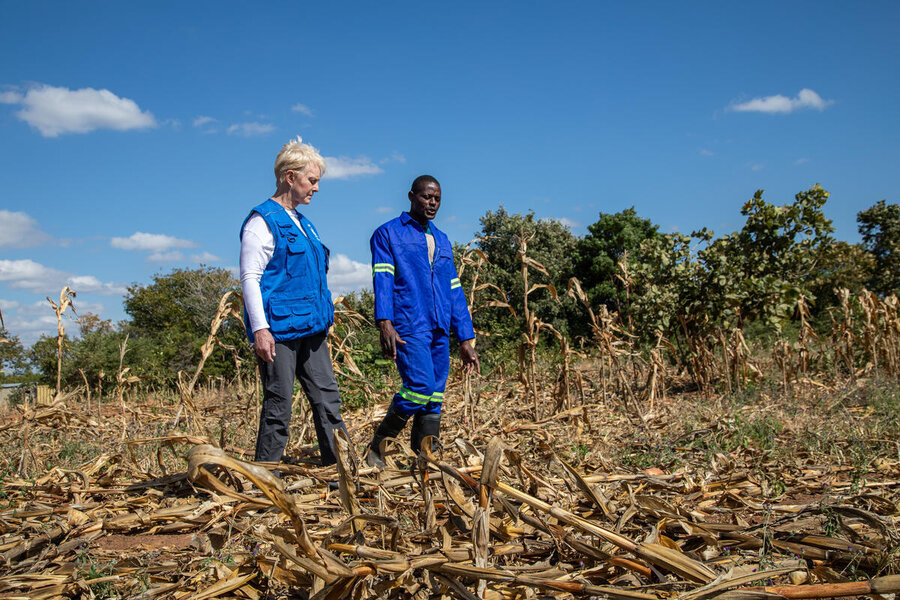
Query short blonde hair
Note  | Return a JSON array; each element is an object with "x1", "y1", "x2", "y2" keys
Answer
[{"x1": 273, "y1": 135, "x2": 326, "y2": 187}]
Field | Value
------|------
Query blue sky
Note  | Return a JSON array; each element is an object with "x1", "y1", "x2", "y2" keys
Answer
[{"x1": 1, "y1": 1, "x2": 898, "y2": 344}]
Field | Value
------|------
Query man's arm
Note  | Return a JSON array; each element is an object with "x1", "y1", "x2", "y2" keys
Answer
[
  {"x1": 371, "y1": 227, "x2": 404, "y2": 358},
  {"x1": 459, "y1": 338, "x2": 479, "y2": 374},
  {"x1": 377, "y1": 319, "x2": 406, "y2": 360},
  {"x1": 447, "y1": 251, "x2": 479, "y2": 373}
]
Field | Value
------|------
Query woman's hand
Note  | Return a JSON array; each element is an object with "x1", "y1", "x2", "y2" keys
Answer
[
  {"x1": 459, "y1": 339, "x2": 480, "y2": 375},
  {"x1": 254, "y1": 328, "x2": 277, "y2": 362},
  {"x1": 378, "y1": 319, "x2": 406, "y2": 359}
]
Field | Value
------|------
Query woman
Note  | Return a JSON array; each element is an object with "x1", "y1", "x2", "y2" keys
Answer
[{"x1": 239, "y1": 136, "x2": 348, "y2": 467}]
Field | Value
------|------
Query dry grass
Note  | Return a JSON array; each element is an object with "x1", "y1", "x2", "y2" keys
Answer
[
  {"x1": 0, "y1": 286, "x2": 898, "y2": 599},
  {"x1": 0, "y1": 365, "x2": 897, "y2": 599}
]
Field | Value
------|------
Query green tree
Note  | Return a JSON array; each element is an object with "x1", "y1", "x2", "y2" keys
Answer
[
  {"x1": 700, "y1": 185, "x2": 835, "y2": 328},
  {"x1": 0, "y1": 328, "x2": 29, "y2": 382},
  {"x1": 27, "y1": 334, "x2": 66, "y2": 385},
  {"x1": 806, "y1": 241, "x2": 875, "y2": 314},
  {"x1": 124, "y1": 266, "x2": 249, "y2": 379},
  {"x1": 627, "y1": 230, "x2": 712, "y2": 340},
  {"x1": 464, "y1": 207, "x2": 580, "y2": 355},
  {"x1": 628, "y1": 185, "x2": 839, "y2": 346},
  {"x1": 26, "y1": 268, "x2": 251, "y2": 390},
  {"x1": 857, "y1": 199, "x2": 900, "y2": 295},
  {"x1": 125, "y1": 267, "x2": 238, "y2": 333},
  {"x1": 574, "y1": 207, "x2": 660, "y2": 312}
]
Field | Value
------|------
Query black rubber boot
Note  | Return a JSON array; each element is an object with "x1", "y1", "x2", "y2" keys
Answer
[
  {"x1": 366, "y1": 406, "x2": 409, "y2": 468},
  {"x1": 411, "y1": 412, "x2": 442, "y2": 455}
]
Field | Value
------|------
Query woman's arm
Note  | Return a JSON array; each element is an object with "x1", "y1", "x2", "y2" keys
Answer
[{"x1": 240, "y1": 214, "x2": 276, "y2": 361}]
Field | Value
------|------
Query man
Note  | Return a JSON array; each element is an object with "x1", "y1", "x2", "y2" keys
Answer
[{"x1": 366, "y1": 175, "x2": 480, "y2": 468}]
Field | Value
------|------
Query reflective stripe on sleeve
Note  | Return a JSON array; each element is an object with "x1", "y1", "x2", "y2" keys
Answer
[
  {"x1": 450, "y1": 277, "x2": 461, "y2": 289},
  {"x1": 373, "y1": 263, "x2": 395, "y2": 276}
]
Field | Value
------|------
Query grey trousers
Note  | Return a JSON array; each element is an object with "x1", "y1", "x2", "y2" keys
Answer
[{"x1": 254, "y1": 332, "x2": 349, "y2": 466}]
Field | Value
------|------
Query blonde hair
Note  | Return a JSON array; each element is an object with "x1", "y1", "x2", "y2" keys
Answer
[{"x1": 273, "y1": 135, "x2": 326, "y2": 187}]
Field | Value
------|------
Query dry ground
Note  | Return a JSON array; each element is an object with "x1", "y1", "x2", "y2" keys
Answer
[{"x1": 0, "y1": 367, "x2": 897, "y2": 599}]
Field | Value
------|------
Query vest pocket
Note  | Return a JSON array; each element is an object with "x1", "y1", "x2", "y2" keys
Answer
[
  {"x1": 285, "y1": 241, "x2": 309, "y2": 279},
  {"x1": 290, "y1": 297, "x2": 316, "y2": 333},
  {"x1": 268, "y1": 297, "x2": 316, "y2": 337},
  {"x1": 268, "y1": 300, "x2": 293, "y2": 333}
]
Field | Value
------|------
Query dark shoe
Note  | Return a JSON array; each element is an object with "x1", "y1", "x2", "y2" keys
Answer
[
  {"x1": 365, "y1": 446, "x2": 386, "y2": 469},
  {"x1": 411, "y1": 412, "x2": 441, "y2": 455},
  {"x1": 326, "y1": 480, "x2": 339, "y2": 491},
  {"x1": 366, "y1": 405, "x2": 409, "y2": 469}
]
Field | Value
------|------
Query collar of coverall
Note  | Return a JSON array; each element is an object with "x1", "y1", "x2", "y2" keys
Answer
[{"x1": 400, "y1": 211, "x2": 433, "y2": 232}]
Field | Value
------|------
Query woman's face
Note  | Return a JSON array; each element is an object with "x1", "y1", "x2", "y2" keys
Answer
[{"x1": 288, "y1": 164, "x2": 321, "y2": 207}]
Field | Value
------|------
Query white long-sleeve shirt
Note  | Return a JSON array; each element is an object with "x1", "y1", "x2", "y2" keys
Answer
[{"x1": 239, "y1": 208, "x2": 304, "y2": 334}]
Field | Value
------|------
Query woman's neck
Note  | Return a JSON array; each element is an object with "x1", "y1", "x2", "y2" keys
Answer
[{"x1": 271, "y1": 188, "x2": 297, "y2": 211}]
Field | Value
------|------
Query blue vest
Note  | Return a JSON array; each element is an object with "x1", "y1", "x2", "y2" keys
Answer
[{"x1": 240, "y1": 199, "x2": 334, "y2": 342}]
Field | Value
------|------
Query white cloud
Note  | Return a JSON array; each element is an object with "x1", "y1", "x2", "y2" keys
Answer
[
  {"x1": 729, "y1": 88, "x2": 834, "y2": 114},
  {"x1": 324, "y1": 156, "x2": 384, "y2": 179},
  {"x1": 193, "y1": 115, "x2": 216, "y2": 127},
  {"x1": 3, "y1": 84, "x2": 156, "y2": 137},
  {"x1": 6, "y1": 314, "x2": 59, "y2": 332},
  {"x1": 227, "y1": 122, "x2": 275, "y2": 136},
  {"x1": 0, "y1": 259, "x2": 66, "y2": 291},
  {"x1": 0, "y1": 210, "x2": 52, "y2": 248},
  {"x1": 15, "y1": 300, "x2": 53, "y2": 316},
  {"x1": 751, "y1": 163, "x2": 765, "y2": 171},
  {"x1": 67, "y1": 275, "x2": 126, "y2": 295},
  {"x1": 327, "y1": 254, "x2": 372, "y2": 294},
  {"x1": 699, "y1": 148, "x2": 714, "y2": 156},
  {"x1": 375, "y1": 206, "x2": 393, "y2": 214},
  {"x1": 5, "y1": 313, "x2": 65, "y2": 345},
  {"x1": 110, "y1": 232, "x2": 197, "y2": 252},
  {"x1": 0, "y1": 90, "x2": 24, "y2": 104},
  {"x1": 74, "y1": 300, "x2": 105, "y2": 314},
  {"x1": 191, "y1": 251, "x2": 222, "y2": 263},
  {"x1": 795, "y1": 157, "x2": 810, "y2": 165},
  {"x1": 291, "y1": 103, "x2": 314, "y2": 117},
  {"x1": 379, "y1": 151, "x2": 406, "y2": 165},
  {"x1": 539, "y1": 216, "x2": 578, "y2": 228},
  {"x1": 5, "y1": 299, "x2": 109, "y2": 345},
  {"x1": 0, "y1": 259, "x2": 124, "y2": 296},
  {"x1": 148, "y1": 251, "x2": 185, "y2": 262},
  {"x1": 0, "y1": 299, "x2": 20, "y2": 311}
]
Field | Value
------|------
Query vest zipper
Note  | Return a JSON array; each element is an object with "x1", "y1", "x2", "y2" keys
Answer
[
  {"x1": 290, "y1": 209, "x2": 324, "y2": 319},
  {"x1": 300, "y1": 218, "x2": 325, "y2": 309}
]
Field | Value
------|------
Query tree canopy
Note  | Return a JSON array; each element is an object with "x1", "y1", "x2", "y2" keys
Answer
[{"x1": 858, "y1": 199, "x2": 900, "y2": 295}]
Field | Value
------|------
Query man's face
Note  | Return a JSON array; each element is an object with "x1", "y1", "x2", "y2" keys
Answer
[{"x1": 408, "y1": 181, "x2": 441, "y2": 222}]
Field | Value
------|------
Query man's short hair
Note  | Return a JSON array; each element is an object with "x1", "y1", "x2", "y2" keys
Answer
[{"x1": 411, "y1": 174, "x2": 440, "y2": 193}]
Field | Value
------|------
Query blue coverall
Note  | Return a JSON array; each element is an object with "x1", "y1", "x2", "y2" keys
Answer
[{"x1": 371, "y1": 211, "x2": 475, "y2": 416}]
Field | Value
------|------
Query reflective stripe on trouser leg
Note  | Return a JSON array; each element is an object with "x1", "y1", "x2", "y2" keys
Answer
[{"x1": 392, "y1": 329, "x2": 449, "y2": 417}]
